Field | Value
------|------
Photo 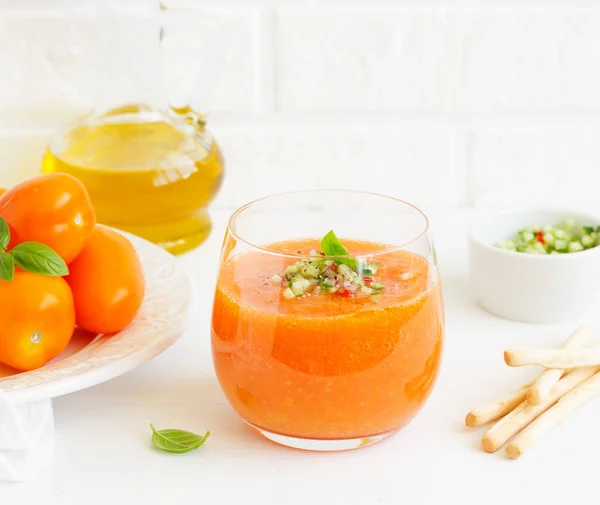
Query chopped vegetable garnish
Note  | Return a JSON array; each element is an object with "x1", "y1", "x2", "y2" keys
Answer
[
  {"x1": 273, "y1": 230, "x2": 392, "y2": 299},
  {"x1": 497, "y1": 220, "x2": 599, "y2": 255}
]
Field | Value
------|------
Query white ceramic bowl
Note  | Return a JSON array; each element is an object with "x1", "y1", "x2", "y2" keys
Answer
[{"x1": 468, "y1": 209, "x2": 600, "y2": 324}]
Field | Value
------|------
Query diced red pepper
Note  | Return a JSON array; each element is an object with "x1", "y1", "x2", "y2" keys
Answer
[
  {"x1": 336, "y1": 288, "x2": 351, "y2": 297},
  {"x1": 363, "y1": 276, "x2": 373, "y2": 284},
  {"x1": 330, "y1": 264, "x2": 338, "y2": 273},
  {"x1": 536, "y1": 231, "x2": 545, "y2": 244}
]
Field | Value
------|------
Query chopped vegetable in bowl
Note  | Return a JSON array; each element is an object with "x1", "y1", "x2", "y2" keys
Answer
[{"x1": 497, "y1": 219, "x2": 599, "y2": 255}]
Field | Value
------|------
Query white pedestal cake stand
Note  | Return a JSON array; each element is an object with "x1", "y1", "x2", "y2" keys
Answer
[{"x1": 0, "y1": 228, "x2": 191, "y2": 481}]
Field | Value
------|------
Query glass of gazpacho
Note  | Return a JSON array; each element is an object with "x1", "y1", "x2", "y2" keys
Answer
[{"x1": 212, "y1": 190, "x2": 444, "y2": 450}]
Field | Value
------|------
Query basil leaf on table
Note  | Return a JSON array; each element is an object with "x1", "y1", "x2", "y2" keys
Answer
[
  {"x1": 11, "y1": 242, "x2": 68, "y2": 277},
  {"x1": 0, "y1": 218, "x2": 10, "y2": 251},
  {"x1": 150, "y1": 424, "x2": 210, "y2": 454},
  {"x1": 320, "y1": 230, "x2": 357, "y2": 269},
  {"x1": 0, "y1": 252, "x2": 14, "y2": 281}
]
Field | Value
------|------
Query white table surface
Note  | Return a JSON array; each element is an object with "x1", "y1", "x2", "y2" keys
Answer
[{"x1": 3, "y1": 208, "x2": 600, "y2": 504}]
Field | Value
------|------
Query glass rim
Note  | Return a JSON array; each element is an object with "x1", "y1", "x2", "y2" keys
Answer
[{"x1": 227, "y1": 189, "x2": 431, "y2": 258}]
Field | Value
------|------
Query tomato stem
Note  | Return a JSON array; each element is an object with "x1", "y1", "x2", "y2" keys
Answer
[{"x1": 30, "y1": 331, "x2": 43, "y2": 344}]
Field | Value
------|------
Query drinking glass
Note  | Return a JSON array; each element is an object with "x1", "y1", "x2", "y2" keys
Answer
[{"x1": 211, "y1": 190, "x2": 444, "y2": 451}]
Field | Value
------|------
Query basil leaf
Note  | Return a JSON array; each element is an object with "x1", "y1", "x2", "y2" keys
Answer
[
  {"x1": 150, "y1": 424, "x2": 210, "y2": 454},
  {"x1": 11, "y1": 242, "x2": 68, "y2": 277},
  {"x1": 321, "y1": 230, "x2": 350, "y2": 257},
  {"x1": 320, "y1": 230, "x2": 356, "y2": 269},
  {"x1": 0, "y1": 252, "x2": 14, "y2": 281},
  {"x1": 0, "y1": 218, "x2": 9, "y2": 251}
]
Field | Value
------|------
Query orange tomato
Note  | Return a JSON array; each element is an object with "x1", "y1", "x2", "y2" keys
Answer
[
  {"x1": 67, "y1": 226, "x2": 145, "y2": 334},
  {"x1": 0, "y1": 173, "x2": 96, "y2": 264},
  {"x1": 0, "y1": 270, "x2": 75, "y2": 371}
]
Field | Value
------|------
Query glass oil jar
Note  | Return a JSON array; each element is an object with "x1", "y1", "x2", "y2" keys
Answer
[{"x1": 42, "y1": 1, "x2": 224, "y2": 255}]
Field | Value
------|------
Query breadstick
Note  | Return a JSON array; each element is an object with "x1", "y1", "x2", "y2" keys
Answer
[
  {"x1": 506, "y1": 368, "x2": 600, "y2": 459},
  {"x1": 505, "y1": 348, "x2": 600, "y2": 369},
  {"x1": 467, "y1": 326, "x2": 595, "y2": 424},
  {"x1": 527, "y1": 325, "x2": 594, "y2": 405},
  {"x1": 481, "y1": 366, "x2": 599, "y2": 452},
  {"x1": 465, "y1": 382, "x2": 531, "y2": 427}
]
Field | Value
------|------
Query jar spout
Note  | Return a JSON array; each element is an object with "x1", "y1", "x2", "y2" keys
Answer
[{"x1": 168, "y1": 105, "x2": 207, "y2": 132}]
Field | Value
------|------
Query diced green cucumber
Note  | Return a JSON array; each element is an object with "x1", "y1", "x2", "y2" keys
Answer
[
  {"x1": 554, "y1": 239, "x2": 568, "y2": 252},
  {"x1": 543, "y1": 233, "x2": 555, "y2": 245},
  {"x1": 289, "y1": 274, "x2": 304, "y2": 285},
  {"x1": 581, "y1": 235, "x2": 595, "y2": 248},
  {"x1": 337, "y1": 264, "x2": 351, "y2": 275},
  {"x1": 284, "y1": 264, "x2": 299, "y2": 275},
  {"x1": 299, "y1": 264, "x2": 320, "y2": 278},
  {"x1": 291, "y1": 279, "x2": 311, "y2": 295},
  {"x1": 519, "y1": 231, "x2": 535, "y2": 242},
  {"x1": 568, "y1": 241, "x2": 584, "y2": 253}
]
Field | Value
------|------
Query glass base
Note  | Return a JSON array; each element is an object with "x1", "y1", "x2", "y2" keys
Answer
[
  {"x1": 248, "y1": 423, "x2": 396, "y2": 452},
  {"x1": 105, "y1": 210, "x2": 212, "y2": 256}
]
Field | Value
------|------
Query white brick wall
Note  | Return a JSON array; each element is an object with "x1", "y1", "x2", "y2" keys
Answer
[
  {"x1": 1, "y1": 1, "x2": 600, "y2": 212},
  {"x1": 212, "y1": 124, "x2": 456, "y2": 211},
  {"x1": 276, "y1": 9, "x2": 460, "y2": 112},
  {"x1": 458, "y1": 11, "x2": 600, "y2": 112},
  {"x1": 468, "y1": 126, "x2": 600, "y2": 207}
]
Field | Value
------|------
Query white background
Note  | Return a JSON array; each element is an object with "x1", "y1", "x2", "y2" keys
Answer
[{"x1": 2, "y1": 1, "x2": 600, "y2": 503}]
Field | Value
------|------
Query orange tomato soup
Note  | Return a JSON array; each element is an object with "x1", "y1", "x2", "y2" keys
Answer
[{"x1": 212, "y1": 239, "x2": 444, "y2": 440}]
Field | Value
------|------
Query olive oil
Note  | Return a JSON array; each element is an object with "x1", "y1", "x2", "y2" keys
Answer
[{"x1": 42, "y1": 105, "x2": 224, "y2": 255}]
